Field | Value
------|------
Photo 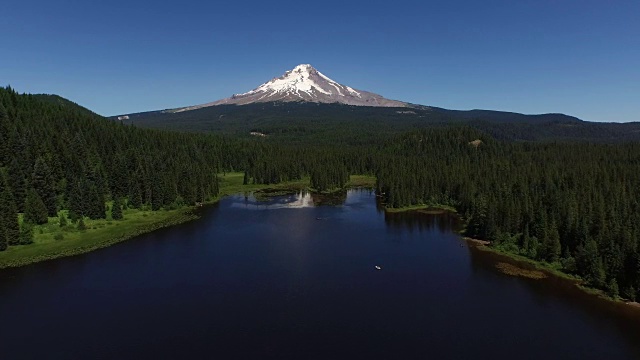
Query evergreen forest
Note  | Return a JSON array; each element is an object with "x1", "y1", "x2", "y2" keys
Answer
[{"x1": 1, "y1": 86, "x2": 639, "y2": 301}]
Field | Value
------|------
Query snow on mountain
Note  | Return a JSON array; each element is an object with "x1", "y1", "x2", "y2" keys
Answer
[{"x1": 173, "y1": 64, "x2": 407, "y2": 112}]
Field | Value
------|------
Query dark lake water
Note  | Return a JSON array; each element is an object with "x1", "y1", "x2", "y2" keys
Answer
[{"x1": 1, "y1": 190, "x2": 640, "y2": 359}]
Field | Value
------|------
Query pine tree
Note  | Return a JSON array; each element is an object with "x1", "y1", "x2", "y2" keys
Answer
[
  {"x1": 607, "y1": 278, "x2": 620, "y2": 298},
  {"x1": 19, "y1": 222, "x2": 34, "y2": 245},
  {"x1": 24, "y1": 188, "x2": 49, "y2": 225},
  {"x1": 111, "y1": 197, "x2": 123, "y2": 220},
  {"x1": 87, "y1": 183, "x2": 105, "y2": 219},
  {"x1": 0, "y1": 102, "x2": 10, "y2": 167},
  {"x1": 31, "y1": 157, "x2": 57, "y2": 217},
  {"x1": 0, "y1": 173, "x2": 20, "y2": 246},
  {"x1": 544, "y1": 221, "x2": 562, "y2": 263},
  {"x1": 68, "y1": 180, "x2": 86, "y2": 221},
  {"x1": 8, "y1": 158, "x2": 27, "y2": 212},
  {"x1": 151, "y1": 176, "x2": 164, "y2": 211},
  {"x1": 128, "y1": 177, "x2": 143, "y2": 209},
  {"x1": 577, "y1": 240, "x2": 606, "y2": 288}
]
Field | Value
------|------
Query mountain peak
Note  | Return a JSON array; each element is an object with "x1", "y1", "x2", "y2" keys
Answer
[
  {"x1": 291, "y1": 63, "x2": 314, "y2": 71},
  {"x1": 173, "y1": 64, "x2": 407, "y2": 112}
]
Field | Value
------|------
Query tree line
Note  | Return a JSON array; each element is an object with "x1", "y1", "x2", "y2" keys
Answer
[
  {"x1": 2, "y1": 86, "x2": 639, "y2": 302},
  {"x1": 373, "y1": 127, "x2": 640, "y2": 300}
]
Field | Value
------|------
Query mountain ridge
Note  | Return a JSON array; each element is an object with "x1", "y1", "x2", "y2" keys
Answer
[{"x1": 169, "y1": 64, "x2": 407, "y2": 112}]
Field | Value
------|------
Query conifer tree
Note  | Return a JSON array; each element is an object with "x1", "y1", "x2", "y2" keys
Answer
[
  {"x1": 8, "y1": 158, "x2": 27, "y2": 212},
  {"x1": 151, "y1": 177, "x2": 164, "y2": 211},
  {"x1": 607, "y1": 278, "x2": 620, "y2": 298},
  {"x1": 111, "y1": 197, "x2": 123, "y2": 220},
  {"x1": 19, "y1": 222, "x2": 34, "y2": 245},
  {"x1": 24, "y1": 188, "x2": 49, "y2": 225},
  {"x1": 68, "y1": 180, "x2": 86, "y2": 221},
  {"x1": 0, "y1": 230, "x2": 6, "y2": 251},
  {"x1": 544, "y1": 221, "x2": 562, "y2": 263},
  {"x1": 128, "y1": 180, "x2": 143, "y2": 209},
  {"x1": 87, "y1": 183, "x2": 105, "y2": 220},
  {"x1": 0, "y1": 102, "x2": 10, "y2": 167},
  {"x1": 0, "y1": 172, "x2": 20, "y2": 246},
  {"x1": 577, "y1": 240, "x2": 606, "y2": 288},
  {"x1": 31, "y1": 157, "x2": 57, "y2": 216}
]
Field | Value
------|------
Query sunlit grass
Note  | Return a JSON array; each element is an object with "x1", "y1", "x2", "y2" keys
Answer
[{"x1": 0, "y1": 207, "x2": 197, "y2": 269}]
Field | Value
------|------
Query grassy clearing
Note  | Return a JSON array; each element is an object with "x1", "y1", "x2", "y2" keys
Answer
[
  {"x1": 0, "y1": 207, "x2": 197, "y2": 269},
  {"x1": 217, "y1": 173, "x2": 376, "y2": 198},
  {"x1": 347, "y1": 175, "x2": 376, "y2": 188},
  {"x1": 216, "y1": 172, "x2": 309, "y2": 198}
]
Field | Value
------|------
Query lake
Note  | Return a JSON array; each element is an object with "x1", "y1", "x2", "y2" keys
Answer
[{"x1": 1, "y1": 190, "x2": 639, "y2": 359}]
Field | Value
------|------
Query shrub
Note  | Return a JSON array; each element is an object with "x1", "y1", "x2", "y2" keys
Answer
[
  {"x1": 59, "y1": 213, "x2": 68, "y2": 227},
  {"x1": 77, "y1": 217, "x2": 87, "y2": 231}
]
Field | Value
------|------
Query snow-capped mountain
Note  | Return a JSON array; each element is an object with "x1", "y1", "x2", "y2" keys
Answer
[{"x1": 173, "y1": 64, "x2": 407, "y2": 112}]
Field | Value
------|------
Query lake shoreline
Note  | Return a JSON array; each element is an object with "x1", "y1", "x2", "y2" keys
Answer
[
  {"x1": 0, "y1": 174, "x2": 376, "y2": 270},
  {"x1": 385, "y1": 205, "x2": 640, "y2": 312},
  {"x1": 465, "y1": 236, "x2": 640, "y2": 310},
  {"x1": 7, "y1": 175, "x2": 636, "y2": 314},
  {"x1": 0, "y1": 208, "x2": 201, "y2": 269}
]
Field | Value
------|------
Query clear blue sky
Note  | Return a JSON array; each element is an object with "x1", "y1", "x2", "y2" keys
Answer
[{"x1": 1, "y1": 0, "x2": 639, "y2": 121}]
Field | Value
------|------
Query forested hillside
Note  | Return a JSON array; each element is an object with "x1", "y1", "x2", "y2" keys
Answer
[
  {"x1": 118, "y1": 102, "x2": 640, "y2": 143},
  {"x1": 0, "y1": 87, "x2": 225, "y2": 249}
]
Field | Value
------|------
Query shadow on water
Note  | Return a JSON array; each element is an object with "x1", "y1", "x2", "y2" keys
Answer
[
  {"x1": 383, "y1": 210, "x2": 460, "y2": 233},
  {"x1": 0, "y1": 202, "x2": 220, "y2": 294},
  {"x1": 467, "y1": 243, "x2": 640, "y2": 358}
]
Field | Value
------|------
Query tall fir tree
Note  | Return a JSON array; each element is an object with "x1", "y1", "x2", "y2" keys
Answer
[
  {"x1": 19, "y1": 222, "x2": 34, "y2": 245},
  {"x1": 68, "y1": 180, "x2": 86, "y2": 221},
  {"x1": 128, "y1": 179, "x2": 143, "y2": 209},
  {"x1": 0, "y1": 170, "x2": 20, "y2": 246},
  {"x1": 111, "y1": 197, "x2": 123, "y2": 220},
  {"x1": 0, "y1": 184, "x2": 20, "y2": 246},
  {"x1": 0, "y1": 228, "x2": 6, "y2": 251},
  {"x1": 24, "y1": 188, "x2": 49, "y2": 225},
  {"x1": 8, "y1": 158, "x2": 27, "y2": 212},
  {"x1": 0, "y1": 102, "x2": 10, "y2": 167},
  {"x1": 31, "y1": 157, "x2": 57, "y2": 217},
  {"x1": 87, "y1": 182, "x2": 105, "y2": 220}
]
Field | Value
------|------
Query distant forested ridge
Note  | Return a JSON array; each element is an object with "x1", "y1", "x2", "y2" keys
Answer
[
  {"x1": 2, "y1": 86, "x2": 639, "y2": 302},
  {"x1": 118, "y1": 102, "x2": 640, "y2": 144}
]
